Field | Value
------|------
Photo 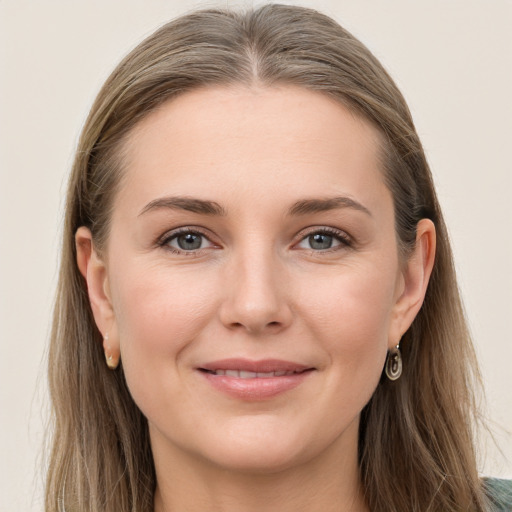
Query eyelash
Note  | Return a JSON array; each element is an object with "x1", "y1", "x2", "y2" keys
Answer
[
  {"x1": 157, "y1": 226, "x2": 353, "y2": 255},
  {"x1": 158, "y1": 227, "x2": 215, "y2": 256},
  {"x1": 295, "y1": 227, "x2": 353, "y2": 253}
]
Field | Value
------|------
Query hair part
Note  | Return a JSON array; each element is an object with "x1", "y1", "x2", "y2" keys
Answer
[{"x1": 46, "y1": 4, "x2": 488, "y2": 511}]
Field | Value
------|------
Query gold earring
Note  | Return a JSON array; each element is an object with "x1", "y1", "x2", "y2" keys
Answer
[
  {"x1": 385, "y1": 344, "x2": 402, "y2": 381},
  {"x1": 104, "y1": 333, "x2": 119, "y2": 370}
]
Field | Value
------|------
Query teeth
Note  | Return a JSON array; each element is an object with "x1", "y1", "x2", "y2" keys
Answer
[
  {"x1": 239, "y1": 370, "x2": 257, "y2": 379},
  {"x1": 256, "y1": 371, "x2": 275, "y2": 378},
  {"x1": 212, "y1": 369, "x2": 299, "y2": 378}
]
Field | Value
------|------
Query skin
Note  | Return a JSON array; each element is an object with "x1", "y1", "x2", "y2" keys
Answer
[{"x1": 76, "y1": 85, "x2": 435, "y2": 512}]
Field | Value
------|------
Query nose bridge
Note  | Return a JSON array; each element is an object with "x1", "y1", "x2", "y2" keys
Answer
[{"x1": 220, "y1": 236, "x2": 291, "y2": 334}]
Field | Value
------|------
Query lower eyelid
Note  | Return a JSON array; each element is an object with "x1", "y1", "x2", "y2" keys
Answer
[
  {"x1": 158, "y1": 229, "x2": 214, "y2": 250},
  {"x1": 157, "y1": 227, "x2": 352, "y2": 253},
  {"x1": 296, "y1": 229, "x2": 352, "y2": 248},
  {"x1": 171, "y1": 234, "x2": 210, "y2": 250}
]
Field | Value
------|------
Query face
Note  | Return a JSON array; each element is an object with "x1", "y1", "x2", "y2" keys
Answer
[{"x1": 84, "y1": 85, "x2": 430, "y2": 474}]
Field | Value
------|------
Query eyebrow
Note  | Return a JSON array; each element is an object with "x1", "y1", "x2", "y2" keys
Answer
[
  {"x1": 138, "y1": 195, "x2": 371, "y2": 218},
  {"x1": 288, "y1": 196, "x2": 372, "y2": 217},
  {"x1": 139, "y1": 196, "x2": 227, "y2": 217}
]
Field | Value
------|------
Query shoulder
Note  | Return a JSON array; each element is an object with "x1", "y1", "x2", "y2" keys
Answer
[{"x1": 483, "y1": 477, "x2": 512, "y2": 511}]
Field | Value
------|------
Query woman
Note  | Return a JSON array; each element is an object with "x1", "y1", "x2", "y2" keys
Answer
[{"x1": 45, "y1": 4, "x2": 511, "y2": 511}]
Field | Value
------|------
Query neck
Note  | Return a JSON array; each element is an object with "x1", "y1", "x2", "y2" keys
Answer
[{"x1": 152, "y1": 421, "x2": 368, "y2": 512}]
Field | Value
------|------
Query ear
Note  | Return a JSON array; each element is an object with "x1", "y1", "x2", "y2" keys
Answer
[
  {"x1": 76, "y1": 226, "x2": 120, "y2": 367},
  {"x1": 388, "y1": 219, "x2": 436, "y2": 348}
]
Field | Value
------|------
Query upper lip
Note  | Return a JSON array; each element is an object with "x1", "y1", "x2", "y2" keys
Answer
[{"x1": 199, "y1": 358, "x2": 313, "y2": 374}]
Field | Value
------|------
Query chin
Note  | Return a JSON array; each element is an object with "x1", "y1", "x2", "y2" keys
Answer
[
  {"x1": 205, "y1": 443, "x2": 308, "y2": 475},
  {"x1": 193, "y1": 417, "x2": 338, "y2": 475}
]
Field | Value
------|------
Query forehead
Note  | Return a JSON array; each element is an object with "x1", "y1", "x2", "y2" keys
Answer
[{"x1": 118, "y1": 85, "x2": 388, "y2": 212}]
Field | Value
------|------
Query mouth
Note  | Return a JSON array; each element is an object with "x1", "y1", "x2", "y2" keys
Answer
[
  {"x1": 198, "y1": 358, "x2": 314, "y2": 376},
  {"x1": 197, "y1": 359, "x2": 315, "y2": 400},
  {"x1": 199, "y1": 369, "x2": 309, "y2": 378}
]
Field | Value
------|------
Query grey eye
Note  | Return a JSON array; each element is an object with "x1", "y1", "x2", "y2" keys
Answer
[
  {"x1": 177, "y1": 233, "x2": 202, "y2": 250},
  {"x1": 308, "y1": 233, "x2": 334, "y2": 250},
  {"x1": 169, "y1": 232, "x2": 207, "y2": 251},
  {"x1": 296, "y1": 230, "x2": 347, "y2": 251}
]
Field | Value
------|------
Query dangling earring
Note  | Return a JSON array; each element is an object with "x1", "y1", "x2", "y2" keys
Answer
[
  {"x1": 385, "y1": 344, "x2": 402, "y2": 381},
  {"x1": 103, "y1": 332, "x2": 119, "y2": 370}
]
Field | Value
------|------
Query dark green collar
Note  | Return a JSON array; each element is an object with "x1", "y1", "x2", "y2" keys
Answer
[{"x1": 483, "y1": 478, "x2": 512, "y2": 511}]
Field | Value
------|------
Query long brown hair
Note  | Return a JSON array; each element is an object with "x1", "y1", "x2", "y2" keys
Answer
[{"x1": 46, "y1": 5, "x2": 488, "y2": 511}]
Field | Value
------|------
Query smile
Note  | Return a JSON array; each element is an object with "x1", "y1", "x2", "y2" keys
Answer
[
  {"x1": 201, "y1": 369, "x2": 305, "y2": 378},
  {"x1": 197, "y1": 359, "x2": 315, "y2": 400}
]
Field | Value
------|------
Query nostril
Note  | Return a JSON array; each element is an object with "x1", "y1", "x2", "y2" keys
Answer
[
  {"x1": 219, "y1": 293, "x2": 292, "y2": 333},
  {"x1": 228, "y1": 320, "x2": 282, "y2": 333}
]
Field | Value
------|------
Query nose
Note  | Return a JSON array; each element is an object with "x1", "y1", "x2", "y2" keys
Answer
[{"x1": 218, "y1": 247, "x2": 293, "y2": 335}]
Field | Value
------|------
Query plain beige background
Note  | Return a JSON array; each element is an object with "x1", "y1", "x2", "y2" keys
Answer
[{"x1": 1, "y1": 0, "x2": 511, "y2": 510}]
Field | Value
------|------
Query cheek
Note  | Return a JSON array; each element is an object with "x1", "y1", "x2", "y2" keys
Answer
[
  {"x1": 109, "y1": 264, "x2": 218, "y2": 388},
  {"x1": 302, "y1": 263, "x2": 397, "y2": 380},
  {"x1": 307, "y1": 261, "x2": 396, "y2": 335}
]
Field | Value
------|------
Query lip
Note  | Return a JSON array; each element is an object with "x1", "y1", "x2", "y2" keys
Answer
[
  {"x1": 197, "y1": 358, "x2": 315, "y2": 400},
  {"x1": 200, "y1": 358, "x2": 312, "y2": 374}
]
